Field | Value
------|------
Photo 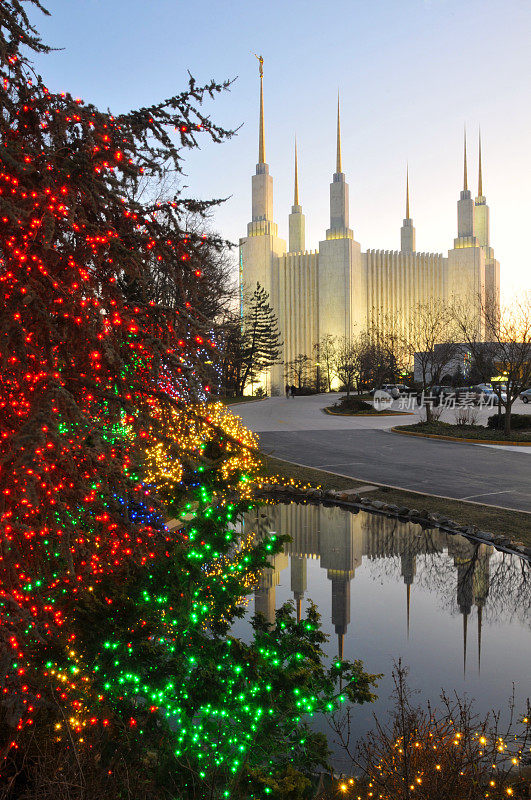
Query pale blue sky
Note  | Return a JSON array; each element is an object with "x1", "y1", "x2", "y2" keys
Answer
[{"x1": 33, "y1": 0, "x2": 531, "y2": 298}]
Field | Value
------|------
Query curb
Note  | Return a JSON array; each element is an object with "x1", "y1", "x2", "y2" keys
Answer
[
  {"x1": 391, "y1": 426, "x2": 531, "y2": 447},
  {"x1": 324, "y1": 407, "x2": 412, "y2": 418},
  {"x1": 254, "y1": 483, "x2": 531, "y2": 564}
]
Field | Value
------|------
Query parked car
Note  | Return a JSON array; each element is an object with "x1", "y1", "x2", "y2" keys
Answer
[
  {"x1": 415, "y1": 385, "x2": 454, "y2": 405},
  {"x1": 370, "y1": 384, "x2": 397, "y2": 398},
  {"x1": 394, "y1": 384, "x2": 411, "y2": 396},
  {"x1": 471, "y1": 384, "x2": 507, "y2": 405},
  {"x1": 520, "y1": 388, "x2": 531, "y2": 404},
  {"x1": 453, "y1": 386, "x2": 481, "y2": 404},
  {"x1": 383, "y1": 385, "x2": 400, "y2": 399},
  {"x1": 370, "y1": 383, "x2": 413, "y2": 399}
]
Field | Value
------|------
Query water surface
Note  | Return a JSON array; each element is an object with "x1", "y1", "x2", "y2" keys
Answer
[{"x1": 233, "y1": 503, "x2": 531, "y2": 768}]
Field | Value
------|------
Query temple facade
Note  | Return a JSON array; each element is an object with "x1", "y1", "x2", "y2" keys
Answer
[{"x1": 239, "y1": 68, "x2": 501, "y2": 394}]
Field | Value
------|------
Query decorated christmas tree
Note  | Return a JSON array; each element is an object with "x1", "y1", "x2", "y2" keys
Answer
[{"x1": 0, "y1": 3, "x2": 377, "y2": 797}]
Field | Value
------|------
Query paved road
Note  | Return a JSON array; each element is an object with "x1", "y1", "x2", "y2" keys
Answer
[{"x1": 232, "y1": 395, "x2": 531, "y2": 513}]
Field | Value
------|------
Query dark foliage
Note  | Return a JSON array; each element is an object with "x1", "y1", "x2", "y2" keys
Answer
[{"x1": 487, "y1": 413, "x2": 531, "y2": 431}]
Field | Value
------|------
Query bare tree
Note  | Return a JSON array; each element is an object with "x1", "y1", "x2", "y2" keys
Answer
[
  {"x1": 403, "y1": 299, "x2": 461, "y2": 422},
  {"x1": 452, "y1": 294, "x2": 531, "y2": 436},
  {"x1": 285, "y1": 353, "x2": 312, "y2": 391},
  {"x1": 367, "y1": 313, "x2": 410, "y2": 389},
  {"x1": 127, "y1": 163, "x2": 238, "y2": 325},
  {"x1": 334, "y1": 335, "x2": 364, "y2": 398},
  {"x1": 314, "y1": 334, "x2": 338, "y2": 392},
  {"x1": 330, "y1": 662, "x2": 531, "y2": 800}
]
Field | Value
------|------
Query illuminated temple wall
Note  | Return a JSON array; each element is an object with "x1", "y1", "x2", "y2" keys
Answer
[
  {"x1": 364, "y1": 249, "x2": 448, "y2": 339},
  {"x1": 275, "y1": 250, "x2": 319, "y2": 370}
]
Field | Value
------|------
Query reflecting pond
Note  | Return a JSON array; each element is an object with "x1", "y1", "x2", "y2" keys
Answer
[{"x1": 233, "y1": 502, "x2": 531, "y2": 768}]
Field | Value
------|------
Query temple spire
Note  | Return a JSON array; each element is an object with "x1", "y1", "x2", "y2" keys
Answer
[
  {"x1": 478, "y1": 130, "x2": 483, "y2": 197},
  {"x1": 294, "y1": 137, "x2": 299, "y2": 206},
  {"x1": 256, "y1": 54, "x2": 265, "y2": 164},
  {"x1": 463, "y1": 128, "x2": 468, "y2": 191},
  {"x1": 326, "y1": 91, "x2": 351, "y2": 236},
  {"x1": 406, "y1": 163, "x2": 410, "y2": 219},
  {"x1": 289, "y1": 138, "x2": 305, "y2": 252},
  {"x1": 456, "y1": 127, "x2": 475, "y2": 239},
  {"x1": 474, "y1": 129, "x2": 490, "y2": 247},
  {"x1": 336, "y1": 93, "x2": 342, "y2": 174},
  {"x1": 401, "y1": 164, "x2": 416, "y2": 252},
  {"x1": 249, "y1": 54, "x2": 275, "y2": 229}
]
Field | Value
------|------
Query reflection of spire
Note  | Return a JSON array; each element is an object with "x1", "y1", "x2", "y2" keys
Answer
[
  {"x1": 473, "y1": 544, "x2": 491, "y2": 675},
  {"x1": 291, "y1": 556, "x2": 307, "y2": 622},
  {"x1": 463, "y1": 612, "x2": 468, "y2": 678},
  {"x1": 401, "y1": 550, "x2": 415, "y2": 639},
  {"x1": 407, "y1": 583, "x2": 411, "y2": 639},
  {"x1": 477, "y1": 606, "x2": 482, "y2": 675},
  {"x1": 336, "y1": 93, "x2": 342, "y2": 174},
  {"x1": 331, "y1": 577, "x2": 350, "y2": 634},
  {"x1": 338, "y1": 632, "x2": 344, "y2": 660},
  {"x1": 255, "y1": 584, "x2": 275, "y2": 627}
]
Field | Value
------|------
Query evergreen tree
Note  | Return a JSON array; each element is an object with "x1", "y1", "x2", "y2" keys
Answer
[
  {"x1": 217, "y1": 310, "x2": 248, "y2": 397},
  {"x1": 237, "y1": 283, "x2": 283, "y2": 395}
]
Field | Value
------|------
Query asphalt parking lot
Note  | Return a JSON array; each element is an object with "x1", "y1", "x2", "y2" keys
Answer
[{"x1": 234, "y1": 394, "x2": 531, "y2": 513}]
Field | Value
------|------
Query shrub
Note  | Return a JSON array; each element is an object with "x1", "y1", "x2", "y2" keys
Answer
[
  {"x1": 487, "y1": 413, "x2": 531, "y2": 430},
  {"x1": 333, "y1": 396, "x2": 374, "y2": 413},
  {"x1": 455, "y1": 405, "x2": 479, "y2": 426},
  {"x1": 293, "y1": 386, "x2": 318, "y2": 396}
]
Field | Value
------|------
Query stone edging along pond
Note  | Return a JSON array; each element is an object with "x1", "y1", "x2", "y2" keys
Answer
[{"x1": 253, "y1": 483, "x2": 531, "y2": 564}]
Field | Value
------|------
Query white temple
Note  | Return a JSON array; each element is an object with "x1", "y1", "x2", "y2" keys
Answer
[{"x1": 239, "y1": 66, "x2": 500, "y2": 394}]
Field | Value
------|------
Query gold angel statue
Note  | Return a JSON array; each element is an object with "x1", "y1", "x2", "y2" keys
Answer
[{"x1": 254, "y1": 53, "x2": 264, "y2": 77}]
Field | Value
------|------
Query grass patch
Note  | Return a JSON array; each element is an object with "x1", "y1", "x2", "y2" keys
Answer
[
  {"x1": 394, "y1": 421, "x2": 531, "y2": 442},
  {"x1": 257, "y1": 453, "x2": 531, "y2": 546}
]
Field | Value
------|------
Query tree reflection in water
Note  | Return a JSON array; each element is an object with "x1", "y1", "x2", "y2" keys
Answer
[
  {"x1": 245, "y1": 502, "x2": 529, "y2": 638},
  {"x1": 239, "y1": 502, "x2": 530, "y2": 771}
]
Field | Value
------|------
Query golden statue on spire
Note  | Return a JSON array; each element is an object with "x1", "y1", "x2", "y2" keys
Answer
[{"x1": 254, "y1": 53, "x2": 264, "y2": 77}]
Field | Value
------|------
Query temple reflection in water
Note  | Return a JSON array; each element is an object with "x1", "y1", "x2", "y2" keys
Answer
[{"x1": 246, "y1": 503, "x2": 495, "y2": 675}]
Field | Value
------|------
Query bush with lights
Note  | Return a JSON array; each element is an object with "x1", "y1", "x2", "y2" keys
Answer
[{"x1": 327, "y1": 663, "x2": 531, "y2": 800}]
